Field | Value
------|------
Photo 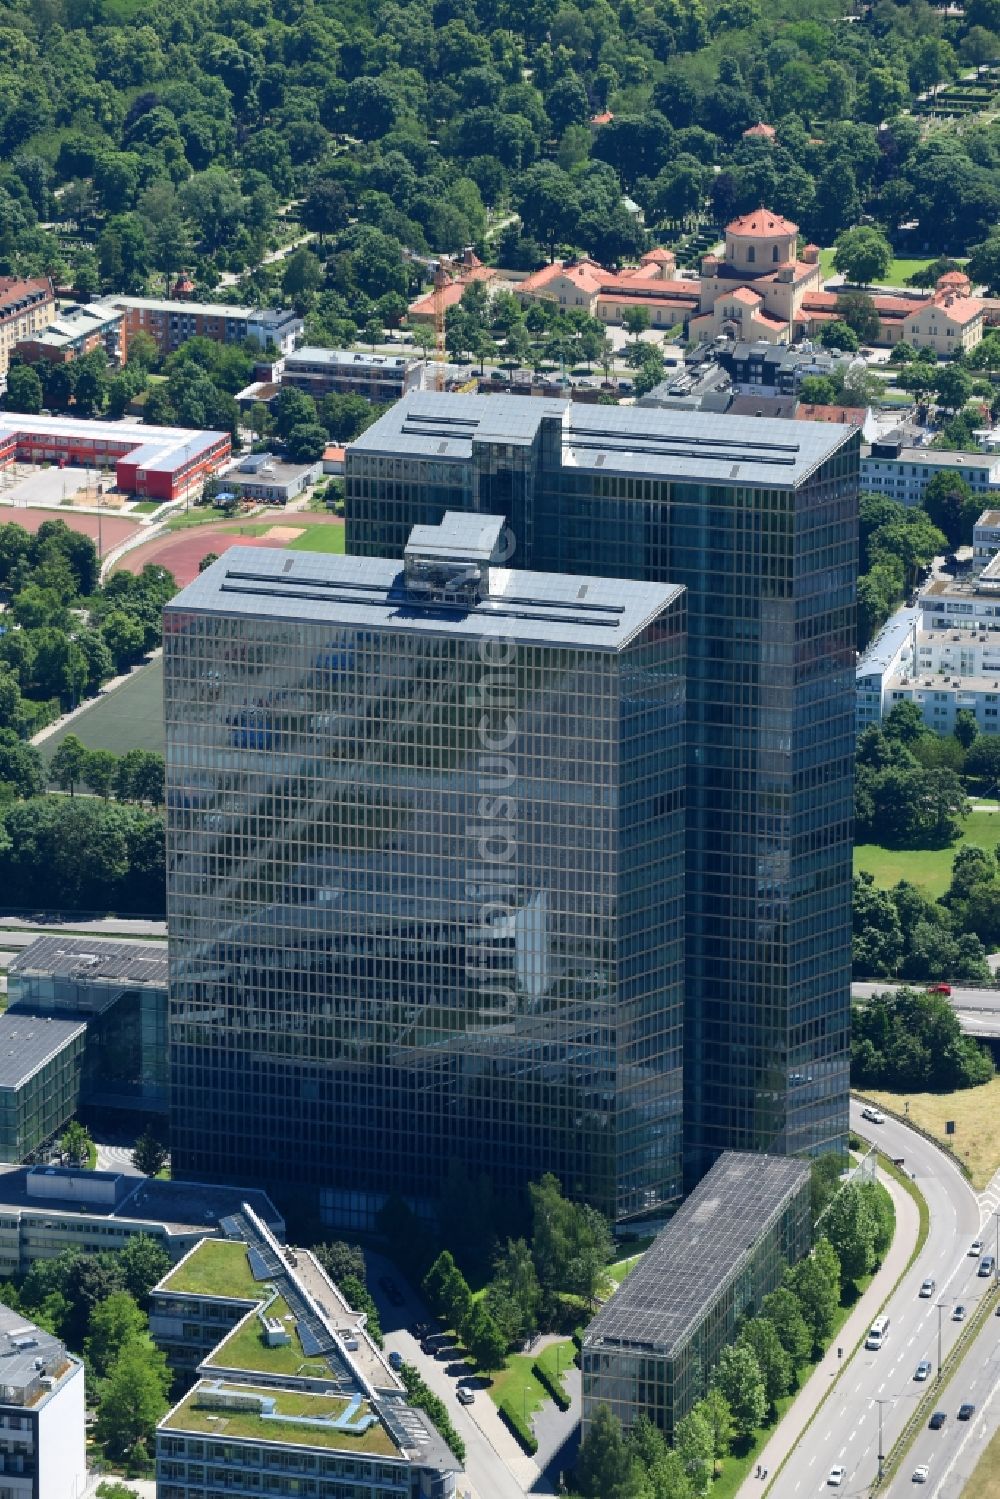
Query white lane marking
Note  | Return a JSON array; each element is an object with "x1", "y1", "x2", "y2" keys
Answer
[{"x1": 927, "y1": 1354, "x2": 1000, "y2": 1499}]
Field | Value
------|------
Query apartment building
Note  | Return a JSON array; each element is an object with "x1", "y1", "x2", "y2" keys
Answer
[
  {"x1": 0, "y1": 1302, "x2": 85, "y2": 1499},
  {"x1": 0, "y1": 277, "x2": 55, "y2": 379},
  {"x1": 108, "y1": 296, "x2": 302, "y2": 360}
]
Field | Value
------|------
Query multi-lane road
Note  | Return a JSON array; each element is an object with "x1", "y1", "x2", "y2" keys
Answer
[
  {"x1": 768, "y1": 1103, "x2": 984, "y2": 1499},
  {"x1": 852, "y1": 982, "x2": 1000, "y2": 1041}
]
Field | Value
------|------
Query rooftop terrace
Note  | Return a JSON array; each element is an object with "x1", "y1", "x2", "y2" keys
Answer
[
  {"x1": 163, "y1": 1381, "x2": 400, "y2": 1456},
  {"x1": 205, "y1": 1295, "x2": 336, "y2": 1381}
]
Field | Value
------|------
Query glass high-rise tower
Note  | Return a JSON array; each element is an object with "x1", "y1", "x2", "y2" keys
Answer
[
  {"x1": 164, "y1": 514, "x2": 686, "y2": 1222},
  {"x1": 346, "y1": 396, "x2": 858, "y2": 1184}
]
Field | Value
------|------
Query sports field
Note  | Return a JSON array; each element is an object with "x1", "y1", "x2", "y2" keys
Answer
[
  {"x1": 854, "y1": 807, "x2": 1000, "y2": 897},
  {"x1": 116, "y1": 517, "x2": 345, "y2": 586},
  {"x1": 41, "y1": 658, "x2": 165, "y2": 761}
]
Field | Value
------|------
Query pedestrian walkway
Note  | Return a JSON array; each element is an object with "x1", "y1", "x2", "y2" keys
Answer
[{"x1": 734, "y1": 1170, "x2": 920, "y2": 1499}]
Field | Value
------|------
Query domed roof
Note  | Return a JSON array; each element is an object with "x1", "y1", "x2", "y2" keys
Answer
[{"x1": 727, "y1": 208, "x2": 798, "y2": 239}]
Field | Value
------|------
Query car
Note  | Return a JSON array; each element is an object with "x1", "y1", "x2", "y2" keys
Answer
[
  {"x1": 920, "y1": 1278, "x2": 935, "y2": 1298},
  {"x1": 378, "y1": 1276, "x2": 405, "y2": 1308},
  {"x1": 928, "y1": 983, "x2": 952, "y2": 996},
  {"x1": 828, "y1": 1467, "x2": 846, "y2": 1487},
  {"x1": 953, "y1": 1305, "x2": 967, "y2": 1321},
  {"x1": 388, "y1": 1350, "x2": 404, "y2": 1371},
  {"x1": 958, "y1": 1404, "x2": 976, "y2": 1421},
  {"x1": 979, "y1": 1255, "x2": 995, "y2": 1278},
  {"x1": 420, "y1": 1339, "x2": 435, "y2": 1355},
  {"x1": 913, "y1": 1466, "x2": 930, "y2": 1484},
  {"x1": 929, "y1": 1413, "x2": 947, "y2": 1430},
  {"x1": 969, "y1": 1241, "x2": 983, "y2": 1257},
  {"x1": 862, "y1": 1106, "x2": 886, "y2": 1124},
  {"x1": 914, "y1": 1360, "x2": 932, "y2": 1381},
  {"x1": 457, "y1": 1387, "x2": 475, "y2": 1405}
]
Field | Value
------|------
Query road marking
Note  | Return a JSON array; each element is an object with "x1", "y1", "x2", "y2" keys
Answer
[{"x1": 849, "y1": 1430, "x2": 857, "y2": 1442}]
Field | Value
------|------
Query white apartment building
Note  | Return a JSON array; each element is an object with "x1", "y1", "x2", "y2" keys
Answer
[
  {"x1": 0, "y1": 1302, "x2": 85, "y2": 1499},
  {"x1": 861, "y1": 437, "x2": 1000, "y2": 507},
  {"x1": 856, "y1": 606, "x2": 920, "y2": 734}
]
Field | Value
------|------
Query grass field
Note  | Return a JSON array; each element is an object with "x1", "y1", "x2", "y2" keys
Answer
[
  {"x1": 853, "y1": 807, "x2": 1000, "y2": 897},
  {"x1": 41, "y1": 658, "x2": 165, "y2": 761},
  {"x1": 217, "y1": 520, "x2": 346, "y2": 553},
  {"x1": 862, "y1": 1078, "x2": 1000, "y2": 1189},
  {"x1": 964, "y1": 1424, "x2": 1000, "y2": 1499},
  {"x1": 816, "y1": 249, "x2": 967, "y2": 286}
]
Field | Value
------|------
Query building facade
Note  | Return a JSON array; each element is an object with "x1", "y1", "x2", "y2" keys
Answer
[
  {"x1": 0, "y1": 277, "x2": 55, "y2": 379},
  {"x1": 0, "y1": 1302, "x2": 85, "y2": 1499},
  {"x1": 861, "y1": 436, "x2": 1000, "y2": 508},
  {"x1": 14, "y1": 301, "x2": 123, "y2": 367},
  {"x1": 281, "y1": 348, "x2": 424, "y2": 402},
  {"x1": 108, "y1": 297, "x2": 302, "y2": 360},
  {"x1": 222, "y1": 453, "x2": 322, "y2": 504},
  {"x1": 346, "y1": 395, "x2": 857, "y2": 1186},
  {"x1": 165, "y1": 516, "x2": 687, "y2": 1223},
  {"x1": 581, "y1": 1152, "x2": 811, "y2": 1439}
]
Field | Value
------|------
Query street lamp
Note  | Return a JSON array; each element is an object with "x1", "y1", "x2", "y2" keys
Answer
[
  {"x1": 875, "y1": 1398, "x2": 890, "y2": 1484},
  {"x1": 935, "y1": 1302, "x2": 949, "y2": 1383}
]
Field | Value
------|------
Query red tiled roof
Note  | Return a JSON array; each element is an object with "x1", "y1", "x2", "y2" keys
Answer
[
  {"x1": 0, "y1": 276, "x2": 52, "y2": 314},
  {"x1": 323, "y1": 445, "x2": 346, "y2": 462},
  {"x1": 743, "y1": 122, "x2": 777, "y2": 139},
  {"x1": 918, "y1": 295, "x2": 983, "y2": 326},
  {"x1": 519, "y1": 260, "x2": 605, "y2": 295},
  {"x1": 590, "y1": 111, "x2": 614, "y2": 125},
  {"x1": 730, "y1": 287, "x2": 762, "y2": 304},
  {"x1": 754, "y1": 309, "x2": 788, "y2": 328},
  {"x1": 726, "y1": 208, "x2": 798, "y2": 238},
  {"x1": 642, "y1": 248, "x2": 676, "y2": 264},
  {"x1": 937, "y1": 271, "x2": 969, "y2": 286}
]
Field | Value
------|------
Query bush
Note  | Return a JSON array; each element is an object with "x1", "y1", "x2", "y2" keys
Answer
[
  {"x1": 532, "y1": 1357, "x2": 571, "y2": 1411},
  {"x1": 498, "y1": 1396, "x2": 539, "y2": 1454}
]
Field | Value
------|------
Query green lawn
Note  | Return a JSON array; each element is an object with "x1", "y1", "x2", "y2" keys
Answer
[
  {"x1": 853, "y1": 807, "x2": 1000, "y2": 897},
  {"x1": 161, "y1": 1239, "x2": 267, "y2": 1300},
  {"x1": 130, "y1": 500, "x2": 161, "y2": 514},
  {"x1": 534, "y1": 1338, "x2": 575, "y2": 1397},
  {"x1": 166, "y1": 1384, "x2": 398, "y2": 1455},
  {"x1": 42, "y1": 658, "x2": 165, "y2": 762},
  {"x1": 817, "y1": 249, "x2": 962, "y2": 287},
  {"x1": 218, "y1": 520, "x2": 346, "y2": 553},
  {"x1": 167, "y1": 505, "x2": 237, "y2": 530},
  {"x1": 206, "y1": 1296, "x2": 330, "y2": 1379},
  {"x1": 488, "y1": 1351, "x2": 552, "y2": 1425}
]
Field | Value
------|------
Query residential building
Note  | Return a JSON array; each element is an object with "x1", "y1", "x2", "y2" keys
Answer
[
  {"x1": 107, "y1": 296, "x2": 302, "y2": 360},
  {"x1": 856, "y1": 606, "x2": 920, "y2": 735},
  {"x1": 156, "y1": 1205, "x2": 460, "y2": 1499},
  {"x1": 164, "y1": 514, "x2": 687, "y2": 1223},
  {"x1": 801, "y1": 269, "x2": 985, "y2": 352},
  {"x1": 0, "y1": 1165, "x2": 283, "y2": 1276},
  {"x1": 282, "y1": 347, "x2": 424, "y2": 402},
  {"x1": 223, "y1": 452, "x2": 322, "y2": 504},
  {"x1": 5, "y1": 936, "x2": 169, "y2": 1129},
  {"x1": 0, "y1": 413, "x2": 230, "y2": 502},
  {"x1": 0, "y1": 1301, "x2": 85, "y2": 1499},
  {"x1": 346, "y1": 394, "x2": 857, "y2": 1187},
  {"x1": 581, "y1": 1152, "x2": 811, "y2": 1439},
  {"x1": 14, "y1": 301, "x2": 123, "y2": 367},
  {"x1": 0, "y1": 276, "x2": 54, "y2": 379},
  {"x1": 715, "y1": 340, "x2": 859, "y2": 397},
  {"x1": 861, "y1": 434, "x2": 1000, "y2": 507}
]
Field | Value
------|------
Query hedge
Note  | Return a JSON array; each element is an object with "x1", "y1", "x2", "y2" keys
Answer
[
  {"x1": 498, "y1": 1397, "x2": 539, "y2": 1455},
  {"x1": 532, "y1": 1358, "x2": 571, "y2": 1412}
]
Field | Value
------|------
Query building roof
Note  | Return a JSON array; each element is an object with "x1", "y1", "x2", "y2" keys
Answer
[
  {"x1": 167, "y1": 543, "x2": 683, "y2": 652},
  {"x1": 108, "y1": 294, "x2": 293, "y2": 323},
  {"x1": 0, "y1": 276, "x2": 51, "y2": 315},
  {"x1": 0, "y1": 413, "x2": 226, "y2": 474},
  {"x1": 857, "y1": 604, "x2": 920, "y2": 679},
  {"x1": 9, "y1": 935, "x2": 168, "y2": 988},
  {"x1": 0, "y1": 1013, "x2": 86, "y2": 1090},
  {"x1": 348, "y1": 392, "x2": 855, "y2": 487},
  {"x1": 975, "y1": 509, "x2": 1000, "y2": 526},
  {"x1": 864, "y1": 444, "x2": 997, "y2": 472},
  {"x1": 743, "y1": 122, "x2": 777, "y2": 139},
  {"x1": 642, "y1": 248, "x2": 676, "y2": 264},
  {"x1": 915, "y1": 295, "x2": 984, "y2": 327},
  {"x1": 323, "y1": 444, "x2": 346, "y2": 463},
  {"x1": 797, "y1": 404, "x2": 868, "y2": 426},
  {"x1": 0, "y1": 1165, "x2": 284, "y2": 1237},
  {"x1": 590, "y1": 110, "x2": 614, "y2": 125},
  {"x1": 518, "y1": 260, "x2": 606, "y2": 296},
  {"x1": 285, "y1": 347, "x2": 413, "y2": 371},
  {"x1": 729, "y1": 287, "x2": 762, "y2": 305},
  {"x1": 726, "y1": 208, "x2": 798, "y2": 238},
  {"x1": 19, "y1": 301, "x2": 122, "y2": 349},
  {"x1": 0, "y1": 1302, "x2": 75, "y2": 1399},
  {"x1": 584, "y1": 1153, "x2": 810, "y2": 1357}
]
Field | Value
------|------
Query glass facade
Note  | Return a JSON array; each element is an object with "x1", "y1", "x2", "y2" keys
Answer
[
  {"x1": 347, "y1": 401, "x2": 858, "y2": 1183},
  {"x1": 164, "y1": 547, "x2": 686, "y2": 1220}
]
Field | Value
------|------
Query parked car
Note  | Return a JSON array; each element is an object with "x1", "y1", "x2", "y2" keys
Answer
[
  {"x1": 379, "y1": 1276, "x2": 405, "y2": 1307},
  {"x1": 919, "y1": 1278, "x2": 935, "y2": 1298},
  {"x1": 388, "y1": 1350, "x2": 404, "y2": 1371},
  {"x1": 958, "y1": 1404, "x2": 976, "y2": 1421},
  {"x1": 457, "y1": 1387, "x2": 475, "y2": 1405},
  {"x1": 953, "y1": 1305, "x2": 967, "y2": 1322},
  {"x1": 913, "y1": 1466, "x2": 930, "y2": 1484},
  {"x1": 828, "y1": 1467, "x2": 846, "y2": 1487},
  {"x1": 929, "y1": 1412, "x2": 947, "y2": 1430},
  {"x1": 914, "y1": 1360, "x2": 932, "y2": 1381}
]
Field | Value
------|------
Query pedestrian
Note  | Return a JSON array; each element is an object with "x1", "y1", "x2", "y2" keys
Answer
[{"x1": 756, "y1": 1465, "x2": 761, "y2": 1478}]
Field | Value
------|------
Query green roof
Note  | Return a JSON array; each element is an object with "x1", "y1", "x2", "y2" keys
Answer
[
  {"x1": 160, "y1": 1239, "x2": 269, "y2": 1302},
  {"x1": 163, "y1": 1382, "x2": 400, "y2": 1456},
  {"x1": 204, "y1": 1296, "x2": 332, "y2": 1380}
]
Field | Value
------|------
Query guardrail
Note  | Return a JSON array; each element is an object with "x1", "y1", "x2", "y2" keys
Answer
[
  {"x1": 873, "y1": 1282, "x2": 999, "y2": 1490},
  {"x1": 853, "y1": 1092, "x2": 973, "y2": 1182}
]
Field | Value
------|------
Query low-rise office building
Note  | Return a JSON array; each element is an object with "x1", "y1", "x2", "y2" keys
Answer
[
  {"x1": 581, "y1": 1153, "x2": 811, "y2": 1438},
  {"x1": 861, "y1": 435, "x2": 1000, "y2": 507},
  {"x1": 0, "y1": 1302, "x2": 85, "y2": 1499},
  {"x1": 156, "y1": 1205, "x2": 460, "y2": 1499},
  {"x1": 15, "y1": 300, "x2": 123, "y2": 366},
  {"x1": 223, "y1": 452, "x2": 322, "y2": 503},
  {"x1": 108, "y1": 297, "x2": 302, "y2": 360},
  {"x1": 0, "y1": 1013, "x2": 87, "y2": 1162},
  {"x1": 282, "y1": 347, "x2": 424, "y2": 402},
  {"x1": 0, "y1": 1165, "x2": 283, "y2": 1276}
]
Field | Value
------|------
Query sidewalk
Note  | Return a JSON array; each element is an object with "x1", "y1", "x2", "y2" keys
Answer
[{"x1": 734, "y1": 1170, "x2": 920, "y2": 1499}]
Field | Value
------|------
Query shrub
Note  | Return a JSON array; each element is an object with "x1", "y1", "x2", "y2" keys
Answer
[
  {"x1": 532, "y1": 1357, "x2": 571, "y2": 1411},
  {"x1": 498, "y1": 1396, "x2": 539, "y2": 1454}
]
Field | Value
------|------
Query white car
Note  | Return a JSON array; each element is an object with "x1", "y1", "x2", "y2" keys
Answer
[
  {"x1": 828, "y1": 1467, "x2": 846, "y2": 1487},
  {"x1": 914, "y1": 1360, "x2": 932, "y2": 1381},
  {"x1": 919, "y1": 1278, "x2": 935, "y2": 1298},
  {"x1": 913, "y1": 1466, "x2": 930, "y2": 1484},
  {"x1": 861, "y1": 1106, "x2": 886, "y2": 1124},
  {"x1": 969, "y1": 1241, "x2": 983, "y2": 1257}
]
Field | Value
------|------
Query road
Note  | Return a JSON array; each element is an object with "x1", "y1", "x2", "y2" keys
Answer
[
  {"x1": 767, "y1": 1102, "x2": 981, "y2": 1499},
  {"x1": 882, "y1": 1295, "x2": 1000, "y2": 1499},
  {"x1": 852, "y1": 983, "x2": 1000, "y2": 1040}
]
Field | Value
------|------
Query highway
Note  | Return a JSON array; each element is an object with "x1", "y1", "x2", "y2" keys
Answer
[
  {"x1": 767, "y1": 1102, "x2": 981, "y2": 1499},
  {"x1": 852, "y1": 983, "x2": 1000, "y2": 1040}
]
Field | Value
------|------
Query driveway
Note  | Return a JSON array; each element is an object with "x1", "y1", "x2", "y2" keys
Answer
[{"x1": 365, "y1": 1250, "x2": 543, "y2": 1498}]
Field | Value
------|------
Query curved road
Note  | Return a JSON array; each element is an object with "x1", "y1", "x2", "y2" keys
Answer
[{"x1": 768, "y1": 1102, "x2": 980, "y2": 1499}]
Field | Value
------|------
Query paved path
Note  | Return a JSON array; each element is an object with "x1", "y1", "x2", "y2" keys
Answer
[{"x1": 734, "y1": 1164, "x2": 920, "y2": 1499}]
